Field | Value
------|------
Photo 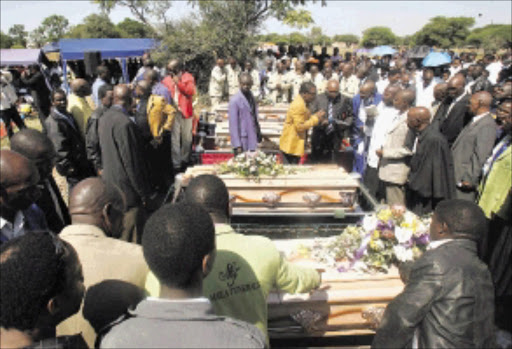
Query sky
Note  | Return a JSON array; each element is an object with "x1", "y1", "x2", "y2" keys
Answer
[{"x1": 1, "y1": 0, "x2": 511, "y2": 37}]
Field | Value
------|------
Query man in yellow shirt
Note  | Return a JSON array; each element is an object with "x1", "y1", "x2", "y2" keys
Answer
[
  {"x1": 145, "y1": 175, "x2": 321, "y2": 341},
  {"x1": 279, "y1": 81, "x2": 326, "y2": 164},
  {"x1": 67, "y1": 79, "x2": 93, "y2": 137}
]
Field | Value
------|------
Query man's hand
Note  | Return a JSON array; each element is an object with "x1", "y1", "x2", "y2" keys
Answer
[
  {"x1": 376, "y1": 148, "x2": 383, "y2": 158},
  {"x1": 458, "y1": 181, "x2": 475, "y2": 191},
  {"x1": 316, "y1": 109, "x2": 326, "y2": 122},
  {"x1": 276, "y1": 83, "x2": 281, "y2": 89},
  {"x1": 172, "y1": 75, "x2": 180, "y2": 84}
]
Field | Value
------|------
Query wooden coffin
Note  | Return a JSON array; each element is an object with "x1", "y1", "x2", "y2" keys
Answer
[
  {"x1": 268, "y1": 238, "x2": 404, "y2": 338},
  {"x1": 182, "y1": 165, "x2": 359, "y2": 215}
]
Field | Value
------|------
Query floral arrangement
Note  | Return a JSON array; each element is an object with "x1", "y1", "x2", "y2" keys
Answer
[
  {"x1": 296, "y1": 206, "x2": 431, "y2": 273},
  {"x1": 217, "y1": 151, "x2": 296, "y2": 181}
]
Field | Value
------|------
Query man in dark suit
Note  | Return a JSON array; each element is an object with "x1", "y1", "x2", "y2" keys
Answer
[
  {"x1": 228, "y1": 73, "x2": 262, "y2": 154},
  {"x1": 10, "y1": 129, "x2": 71, "y2": 234},
  {"x1": 99, "y1": 84, "x2": 154, "y2": 243},
  {"x1": 20, "y1": 64, "x2": 51, "y2": 131},
  {"x1": 432, "y1": 74, "x2": 471, "y2": 147},
  {"x1": 310, "y1": 80, "x2": 353, "y2": 163},
  {"x1": 45, "y1": 89, "x2": 95, "y2": 191},
  {"x1": 452, "y1": 91, "x2": 497, "y2": 201},
  {"x1": 372, "y1": 199, "x2": 495, "y2": 349}
]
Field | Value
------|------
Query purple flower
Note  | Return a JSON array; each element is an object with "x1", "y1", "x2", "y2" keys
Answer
[{"x1": 414, "y1": 233, "x2": 430, "y2": 245}]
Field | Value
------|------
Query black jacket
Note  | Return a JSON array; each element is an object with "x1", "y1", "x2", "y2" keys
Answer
[
  {"x1": 45, "y1": 108, "x2": 95, "y2": 180},
  {"x1": 471, "y1": 76, "x2": 493, "y2": 94},
  {"x1": 311, "y1": 92, "x2": 353, "y2": 140},
  {"x1": 372, "y1": 239, "x2": 495, "y2": 349},
  {"x1": 432, "y1": 94, "x2": 471, "y2": 147},
  {"x1": 21, "y1": 71, "x2": 51, "y2": 116},
  {"x1": 36, "y1": 176, "x2": 71, "y2": 234},
  {"x1": 98, "y1": 106, "x2": 152, "y2": 208},
  {"x1": 85, "y1": 105, "x2": 109, "y2": 172}
]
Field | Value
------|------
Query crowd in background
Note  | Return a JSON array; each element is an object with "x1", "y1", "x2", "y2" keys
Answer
[{"x1": 1, "y1": 42, "x2": 511, "y2": 348}]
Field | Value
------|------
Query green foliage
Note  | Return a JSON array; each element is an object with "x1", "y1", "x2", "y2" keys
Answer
[
  {"x1": 8, "y1": 24, "x2": 28, "y2": 47},
  {"x1": 309, "y1": 26, "x2": 331, "y2": 46},
  {"x1": 116, "y1": 17, "x2": 154, "y2": 38},
  {"x1": 94, "y1": 0, "x2": 172, "y2": 33},
  {"x1": 413, "y1": 16, "x2": 475, "y2": 48},
  {"x1": 332, "y1": 34, "x2": 359, "y2": 46},
  {"x1": 29, "y1": 27, "x2": 47, "y2": 48},
  {"x1": 65, "y1": 13, "x2": 121, "y2": 39},
  {"x1": 282, "y1": 9, "x2": 314, "y2": 30},
  {"x1": 361, "y1": 26, "x2": 397, "y2": 48},
  {"x1": 40, "y1": 15, "x2": 70, "y2": 42},
  {"x1": 466, "y1": 24, "x2": 511, "y2": 51},
  {"x1": 0, "y1": 31, "x2": 14, "y2": 49}
]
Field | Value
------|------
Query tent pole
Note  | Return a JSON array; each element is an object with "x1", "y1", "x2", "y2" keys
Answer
[{"x1": 121, "y1": 58, "x2": 128, "y2": 84}]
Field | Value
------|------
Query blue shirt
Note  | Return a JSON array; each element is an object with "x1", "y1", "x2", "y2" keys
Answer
[{"x1": 152, "y1": 82, "x2": 173, "y2": 105}]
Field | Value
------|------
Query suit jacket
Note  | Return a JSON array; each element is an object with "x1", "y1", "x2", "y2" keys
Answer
[
  {"x1": 311, "y1": 92, "x2": 353, "y2": 141},
  {"x1": 279, "y1": 94, "x2": 320, "y2": 156},
  {"x1": 432, "y1": 94, "x2": 471, "y2": 147},
  {"x1": 229, "y1": 91, "x2": 261, "y2": 151},
  {"x1": 378, "y1": 113, "x2": 413, "y2": 185},
  {"x1": 372, "y1": 240, "x2": 495, "y2": 349},
  {"x1": 98, "y1": 106, "x2": 152, "y2": 208},
  {"x1": 452, "y1": 113, "x2": 497, "y2": 190},
  {"x1": 86, "y1": 105, "x2": 109, "y2": 172},
  {"x1": 36, "y1": 177, "x2": 71, "y2": 234},
  {"x1": 45, "y1": 108, "x2": 95, "y2": 181},
  {"x1": 58, "y1": 224, "x2": 149, "y2": 348}
]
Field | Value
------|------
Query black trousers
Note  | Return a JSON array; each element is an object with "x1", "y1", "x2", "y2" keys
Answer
[
  {"x1": 282, "y1": 152, "x2": 300, "y2": 165},
  {"x1": 363, "y1": 166, "x2": 383, "y2": 201},
  {"x1": 1, "y1": 106, "x2": 26, "y2": 138}
]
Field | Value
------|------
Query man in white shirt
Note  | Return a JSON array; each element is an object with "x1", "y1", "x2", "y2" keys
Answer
[
  {"x1": 415, "y1": 68, "x2": 437, "y2": 108},
  {"x1": 484, "y1": 54, "x2": 503, "y2": 85},
  {"x1": 209, "y1": 58, "x2": 227, "y2": 109},
  {"x1": 288, "y1": 61, "x2": 311, "y2": 100},
  {"x1": 376, "y1": 69, "x2": 401, "y2": 94},
  {"x1": 310, "y1": 65, "x2": 325, "y2": 94},
  {"x1": 244, "y1": 61, "x2": 261, "y2": 100},
  {"x1": 364, "y1": 85, "x2": 401, "y2": 200},
  {"x1": 449, "y1": 58, "x2": 462, "y2": 77},
  {"x1": 339, "y1": 63, "x2": 360, "y2": 99},
  {"x1": 267, "y1": 62, "x2": 292, "y2": 104},
  {"x1": 1, "y1": 70, "x2": 26, "y2": 138},
  {"x1": 226, "y1": 57, "x2": 242, "y2": 101}
]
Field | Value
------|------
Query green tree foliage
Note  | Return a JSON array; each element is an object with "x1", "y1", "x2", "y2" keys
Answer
[
  {"x1": 0, "y1": 31, "x2": 14, "y2": 48},
  {"x1": 94, "y1": 0, "x2": 172, "y2": 33},
  {"x1": 116, "y1": 17, "x2": 155, "y2": 38},
  {"x1": 332, "y1": 34, "x2": 359, "y2": 46},
  {"x1": 466, "y1": 24, "x2": 511, "y2": 51},
  {"x1": 66, "y1": 13, "x2": 121, "y2": 38},
  {"x1": 309, "y1": 26, "x2": 331, "y2": 46},
  {"x1": 361, "y1": 26, "x2": 397, "y2": 47},
  {"x1": 8, "y1": 24, "x2": 28, "y2": 47},
  {"x1": 413, "y1": 16, "x2": 475, "y2": 48},
  {"x1": 29, "y1": 27, "x2": 47, "y2": 48},
  {"x1": 282, "y1": 9, "x2": 314, "y2": 30},
  {"x1": 39, "y1": 15, "x2": 70, "y2": 42}
]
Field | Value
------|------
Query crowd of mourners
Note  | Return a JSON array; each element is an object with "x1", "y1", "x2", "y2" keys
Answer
[{"x1": 0, "y1": 42, "x2": 511, "y2": 348}]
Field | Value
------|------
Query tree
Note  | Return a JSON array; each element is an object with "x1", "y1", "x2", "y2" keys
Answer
[
  {"x1": 116, "y1": 17, "x2": 154, "y2": 38},
  {"x1": 66, "y1": 13, "x2": 121, "y2": 38},
  {"x1": 466, "y1": 24, "x2": 511, "y2": 51},
  {"x1": 94, "y1": 0, "x2": 172, "y2": 33},
  {"x1": 332, "y1": 34, "x2": 359, "y2": 46},
  {"x1": 40, "y1": 15, "x2": 70, "y2": 42},
  {"x1": 288, "y1": 31, "x2": 308, "y2": 45},
  {"x1": 8, "y1": 24, "x2": 28, "y2": 47},
  {"x1": 282, "y1": 9, "x2": 314, "y2": 30},
  {"x1": 361, "y1": 26, "x2": 397, "y2": 48},
  {"x1": 0, "y1": 31, "x2": 14, "y2": 48},
  {"x1": 29, "y1": 27, "x2": 47, "y2": 48},
  {"x1": 308, "y1": 26, "x2": 331, "y2": 46},
  {"x1": 413, "y1": 16, "x2": 475, "y2": 48}
]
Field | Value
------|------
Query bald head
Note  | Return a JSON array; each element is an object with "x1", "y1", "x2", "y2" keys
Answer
[
  {"x1": 407, "y1": 107, "x2": 432, "y2": 132},
  {"x1": 0, "y1": 150, "x2": 40, "y2": 213},
  {"x1": 10, "y1": 129, "x2": 56, "y2": 180},
  {"x1": 113, "y1": 84, "x2": 132, "y2": 108},
  {"x1": 326, "y1": 79, "x2": 339, "y2": 91},
  {"x1": 394, "y1": 89, "x2": 416, "y2": 112},
  {"x1": 135, "y1": 80, "x2": 151, "y2": 99},
  {"x1": 434, "y1": 83, "x2": 448, "y2": 102},
  {"x1": 144, "y1": 69, "x2": 160, "y2": 84},
  {"x1": 469, "y1": 91, "x2": 493, "y2": 115},
  {"x1": 71, "y1": 79, "x2": 91, "y2": 97},
  {"x1": 383, "y1": 85, "x2": 402, "y2": 106},
  {"x1": 359, "y1": 81, "x2": 376, "y2": 99},
  {"x1": 69, "y1": 178, "x2": 125, "y2": 237},
  {"x1": 447, "y1": 74, "x2": 466, "y2": 99},
  {"x1": 167, "y1": 59, "x2": 181, "y2": 73}
]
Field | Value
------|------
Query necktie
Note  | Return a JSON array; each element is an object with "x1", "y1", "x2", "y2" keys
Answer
[{"x1": 328, "y1": 102, "x2": 333, "y2": 122}]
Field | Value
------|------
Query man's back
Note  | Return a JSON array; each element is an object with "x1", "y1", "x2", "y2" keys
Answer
[
  {"x1": 99, "y1": 299, "x2": 266, "y2": 348},
  {"x1": 373, "y1": 239, "x2": 495, "y2": 348},
  {"x1": 99, "y1": 107, "x2": 150, "y2": 208},
  {"x1": 58, "y1": 224, "x2": 149, "y2": 347}
]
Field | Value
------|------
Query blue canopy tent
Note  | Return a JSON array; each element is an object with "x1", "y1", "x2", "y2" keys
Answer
[
  {"x1": 58, "y1": 38, "x2": 157, "y2": 91},
  {"x1": 370, "y1": 45, "x2": 397, "y2": 57},
  {"x1": 422, "y1": 52, "x2": 452, "y2": 67}
]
